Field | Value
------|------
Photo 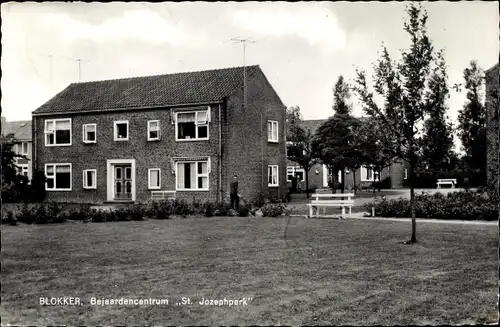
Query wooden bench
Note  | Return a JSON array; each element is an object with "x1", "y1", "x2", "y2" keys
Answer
[
  {"x1": 150, "y1": 190, "x2": 176, "y2": 201},
  {"x1": 307, "y1": 193, "x2": 355, "y2": 219},
  {"x1": 436, "y1": 179, "x2": 457, "y2": 189}
]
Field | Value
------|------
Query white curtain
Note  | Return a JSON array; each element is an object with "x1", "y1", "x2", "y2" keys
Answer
[
  {"x1": 55, "y1": 120, "x2": 71, "y2": 130},
  {"x1": 56, "y1": 165, "x2": 70, "y2": 173},
  {"x1": 177, "y1": 163, "x2": 185, "y2": 189},
  {"x1": 177, "y1": 113, "x2": 196, "y2": 123},
  {"x1": 150, "y1": 170, "x2": 159, "y2": 187}
]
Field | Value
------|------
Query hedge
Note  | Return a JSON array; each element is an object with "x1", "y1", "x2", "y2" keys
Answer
[{"x1": 365, "y1": 190, "x2": 496, "y2": 220}]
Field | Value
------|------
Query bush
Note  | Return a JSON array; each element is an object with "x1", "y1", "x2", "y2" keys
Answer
[
  {"x1": 190, "y1": 198, "x2": 205, "y2": 215},
  {"x1": 214, "y1": 201, "x2": 231, "y2": 216},
  {"x1": 261, "y1": 203, "x2": 289, "y2": 217},
  {"x1": 174, "y1": 199, "x2": 193, "y2": 217},
  {"x1": 128, "y1": 204, "x2": 147, "y2": 221},
  {"x1": 365, "y1": 190, "x2": 496, "y2": 220},
  {"x1": 403, "y1": 169, "x2": 486, "y2": 188},
  {"x1": 238, "y1": 199, "x2": 251, "y2": 217},
  {"x1": 252, "y1": 192, "x2": 266, "y2": 208},
  {"x1": 16, "y1": 203, "x2": 34, "y2": 224},
  {"x1": 3, "y1": 211, "x2": 17, "y2": 225},
  {"x1": 203, "y1": 201, "x2": 214, "y2": 217},
  {"x1": 154, "y1": 200, "x2": 175, "y2": 219}
]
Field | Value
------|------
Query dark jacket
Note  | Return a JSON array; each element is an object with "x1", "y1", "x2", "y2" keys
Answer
[{"x1": 230, "y1": 181, "x2": 238, "y2": 196}]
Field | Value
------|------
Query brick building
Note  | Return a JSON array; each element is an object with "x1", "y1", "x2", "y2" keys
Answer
[
  {"x1": 485, "y1": 63, "x2": 499, "y2": 194},
  {"x1": 32, "y1": 66, "x2": 287, "y2": 204},
  {"x1": 1, "y1": 117, "x2": 33, "y2": 180},
  {"x1": 286, "y1": 118, "x2": 408, "y2": 191}
]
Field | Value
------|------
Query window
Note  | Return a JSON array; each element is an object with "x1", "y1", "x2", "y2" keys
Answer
[
  {"x1": 176, "y1": 110, "x2": 209, "y2": 141},
  {"x1": 361, "y1": 166, "x2": 375, "y2": 182},
  {"x1": 147, "y1": 120, "x2": 160, "y2": 141},
  {"x1": 268, "y1": 165, "x2": 279, "y2": 186},
  {"x1": 83, "y1": 124, "x2": 97, "y2": 143},
  {"x1": 286, "y1": 166, "x2": 305, "y2": 182},
  {"x1": 176, "y1": 161, "x2": 209, "y2": 190},
  {"x1": 45, "y1": 163, "x2": 72, "y2": 191},
  {"x1": 17, "y1": 164, "x2": 29, "y2": 178},
  {"x1": 148, "y1": 168, "x2": 161, "y2": 189},
  {"x1": 404, "y1": 168, "x2": 408, "y2": 180},
  {"x1": 267, "y1": 120, "x2": 278, "y2": 142},
  {"x1": 83, "y1": 169, "x2": 97, "y2": 189},
  {"x1": 45, "y1": 119, "x2": 72, "y2": 146},
  {"x1": 21, "y1": 142, "x2": 29, "y2": 155},
  {"x1": 114, "y1": 121, "x2": 129, "y2": 141}
]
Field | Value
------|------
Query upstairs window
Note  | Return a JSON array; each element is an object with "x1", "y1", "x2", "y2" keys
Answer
[
  {"x1": 45, "y1": 119, "x2": 72, "y2": 146},
  {"x1": 114, "y1": 121, "x2": 129, "y2": 141},
  {"x1": 147, "y1": 120, "x2": 160, "y2": 141},
  {"x1": 21, "y1": 142, "x2": 29, "y2": 155},
  {"x1": 267, "y1": 120, "x2": 278, "y2": 143},
  {"x1": 176, "y1": 110, "x2": 209, "y2": 141},
  {"x1": 83, "y1": 124, "x2": 97, "y2": 143}
]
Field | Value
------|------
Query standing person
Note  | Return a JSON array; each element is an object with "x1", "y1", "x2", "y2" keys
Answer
[
  {"x1": 230, "y1": 175, "x2": 239, "y2": 211},
  {"x1": 291, "y1": 173, "x2": 298, "y2": 194}
]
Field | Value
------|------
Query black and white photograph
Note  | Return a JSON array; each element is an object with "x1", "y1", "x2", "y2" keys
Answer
[{"x1": 1, "y1": 1, "x2": 499, "y2": 325}]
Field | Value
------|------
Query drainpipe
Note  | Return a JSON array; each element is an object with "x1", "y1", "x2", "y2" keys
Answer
[
  {"x1": 33, "y1": 116, "x2": 37, "y2": 174},
  {"x1": 218, "y1": 103, "x2": 222, "y2": 202}
]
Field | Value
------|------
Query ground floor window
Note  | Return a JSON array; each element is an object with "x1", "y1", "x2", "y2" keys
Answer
[
  {"x1": 176, "y1": 161, "x2": 208, "y2": 190},
  {"x1": 83, "y1": 169, "x2": 97, "y2": 189},
  {"x1": 17, "y1": 164, "x2": 29, "y2": 178},
  {"x1": 45, "y1": 163, "x2": 72, "y2": 191},
  {"x1": 268, "y1": 165, "x2": 279, "y2": 186},
  {"x1": 148, "y1": 168, "x2": 161, "y2": 189},
  {"x1": 286, "y1": 166, "x2": 305, "y2": 182},
  {"x1": 361, "y1": 165, "x2": 375, "y2": 182}
]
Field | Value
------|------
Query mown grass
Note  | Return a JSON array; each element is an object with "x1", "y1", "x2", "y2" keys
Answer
[{"x1": 1, "y1": 217, "x2": 497, "y2": 325}]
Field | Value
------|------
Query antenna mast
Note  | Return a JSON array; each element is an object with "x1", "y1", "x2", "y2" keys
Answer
[{"x1": 231, "y1": 37, "x2": 256, "y2": 109}]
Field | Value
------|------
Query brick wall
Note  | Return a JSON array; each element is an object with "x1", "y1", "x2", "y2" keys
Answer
[
  {"x1": 485, "y1": 65, "x2": 499, "y2": 195},
  {"x1": 34, "y1": 105, "x2": 222, "y2": 204}
]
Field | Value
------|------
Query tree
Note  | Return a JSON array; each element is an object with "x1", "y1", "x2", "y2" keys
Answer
[
  {"x1": 286, "y1": 106, "x2": 317, "y2": 198},
  {"x1": 353, "y1": 3, "x2": 439, "y2": 244},
  {"x1": 1, "y1": 135, "x2": 27, "y2": 202},
  {"x1": 312, "y1": 75, "x2": 358, "y2": 193},
  {"x1": 457, "y1": 60, "x2": 487, "y2": 181},
  {"x1": 357, "y1": 118, "x2": 397, "y2": 192},
  {"x1": 420, "y1": 50, "x2": 455, "y2": 172}
]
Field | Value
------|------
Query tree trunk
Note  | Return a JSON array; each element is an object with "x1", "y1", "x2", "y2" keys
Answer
[
  {"x1": 378, "y1": 169, "x2": 382, "y2": 192},
  {"x1": 330, "y1": 166, "x2": 337, "y2": 194},
  {"x1": 341, "y1": 168, "x2": 345, "y2": 194},
  {"x1": 352, "y1": 168, "x2": 357, "y2": 195},
  {"x1": 305, "y1": 167, "x2": 310, "y2": 198},
  {"x1": 409, "y1": 160, "x2": 417, "y2": 243}
]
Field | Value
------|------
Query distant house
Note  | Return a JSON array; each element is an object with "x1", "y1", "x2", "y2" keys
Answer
[
  {"x1": 32, "y1": 66, "x2": 287, "y2": 204},
  {"x1": 1, "y1": 116, "x2": 33, "y2": 180},
  {"x1": 485, "y1": 63, "x2": 499, "y2": 192},
  {"x1": 286, "y1": 118, "x2": 408, "y2": 191}
]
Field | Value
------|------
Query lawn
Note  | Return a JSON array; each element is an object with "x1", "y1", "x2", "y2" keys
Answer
[{"x1": 1, "y1": 217, "x2": 497, "y2": 325}]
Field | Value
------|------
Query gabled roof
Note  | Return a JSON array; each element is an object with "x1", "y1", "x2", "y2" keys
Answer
[
  {"x1": 485, "y1": 63, "x2": 499, "y2": 76},
  {"x1": 1, "y1": 119, "x2": 32, "y2": 141},
  {"x1": 33, "y1": 65, "x2": 262, "y2": 115}
]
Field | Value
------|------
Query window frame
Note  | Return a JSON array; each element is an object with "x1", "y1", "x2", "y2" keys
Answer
[
  {"x1": 286, "y1": 166, "x2": 305, "y2": 182},
  {"x1": 113, "y1": 120, "x2": 129, "y2": 141},
  {"x1": 360, "y1": 165, "x2": 375, "y2": 182},
  {"x1": 82, "y1": 123, "x2": 97, "y2": 144},
  {"x1": 267, "y1": 120, "x2": 279, "y2": 143},
  {"x1": 268, "y1": 165, "x2": 279, "y2": 187},
  {"x1": 21, "y1": 142, "x2": 29, "y2": 155},
  {"x1": 45, "y1": 163, "x2": 72, "y2": 191},
  {"x1": 17, "y1": 164, "x2": 29, "y2": 177},
  {"x1": 83, "y1": 169, "x2": 97, "y2": 189},
  {"x1": 175, "y1": 110, "x2": 210, "y2": 142},
  {"x1": 175, "y1": 160, "x2": 209, "y2": 191},
  {"x1": 148, "y1": 168, "x2": 162, "y2": 190},
  {"x1": 147, "y1": 120, "x2": 161, "y2": 141},
  {"x1": 44, "y1": 118, "x2": 72, "y2": 147}
]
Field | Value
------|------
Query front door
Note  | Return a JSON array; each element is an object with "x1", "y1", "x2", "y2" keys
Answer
[{"x1": 114, "y1": 164, "x2": 132, "y2": 200}]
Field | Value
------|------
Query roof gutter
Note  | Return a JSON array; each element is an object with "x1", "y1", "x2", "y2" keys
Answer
[{"x1": 32, "y1": 100, "x2": 225, "y2": 117}]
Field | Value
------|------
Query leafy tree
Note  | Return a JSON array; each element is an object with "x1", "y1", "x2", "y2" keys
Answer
[
  {"x1": 286, "y1": 106, "x2": 317, "y2": 198},
  {"x1": 457, "y1": 60, "x2": 487, "y2": 181},
  {"x1": 421, "y1": 50, "x2": 455, "y2": 172},
  {"x1": 357, "y1": 117, "x2": 397, "y2": 192},
  {"x1": 1, "y1": 135, "x2": 28, "y2": 202},
  {"x1": 353, "y1": 3, "x2": 439, "y2": 244},
  {"x1": 312, "y1": 75, "x2": 358, "y2": 193}
]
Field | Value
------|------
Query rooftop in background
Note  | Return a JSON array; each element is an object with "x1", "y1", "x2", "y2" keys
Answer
[
  {"x1": 1, "y1": 117, "x2": 32, "y2": 141},
  {"x1": 33, "y1": 65, "x2": 265, "y2": 115}
]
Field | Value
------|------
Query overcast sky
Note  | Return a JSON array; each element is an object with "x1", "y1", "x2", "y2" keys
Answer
[{"x1": 1, "y1": 1, "x2": 498, "y2": 133}]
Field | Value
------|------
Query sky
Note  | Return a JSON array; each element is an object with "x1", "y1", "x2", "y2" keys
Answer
[{"x1": 1, "y1": 1, "x2": 498, "y2": 150}]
